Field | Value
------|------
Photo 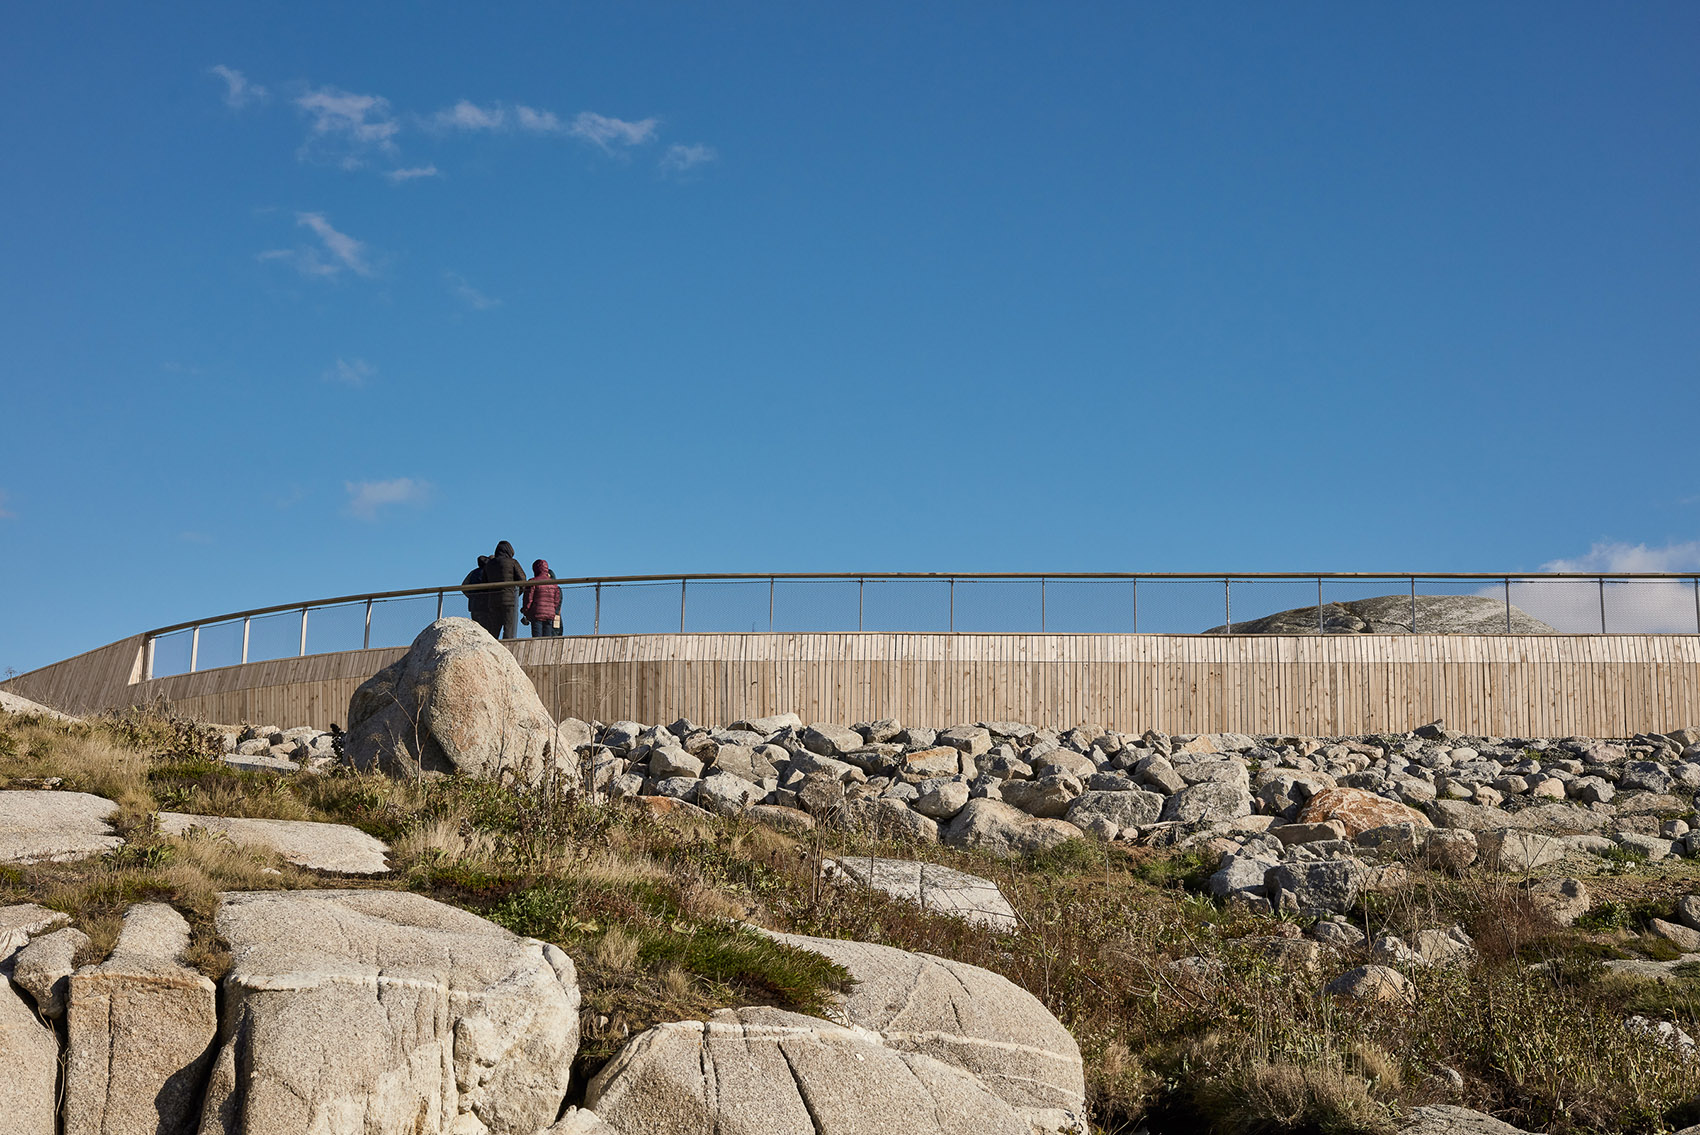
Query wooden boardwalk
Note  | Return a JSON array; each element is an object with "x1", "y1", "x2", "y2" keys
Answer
[{"x1": 5, "y1": 630, "x2": 1698, "y2": 736}]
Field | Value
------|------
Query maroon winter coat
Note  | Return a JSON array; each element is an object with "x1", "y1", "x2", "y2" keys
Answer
[{"x1": 522, "y1": 559, "x2": 561, "y2": 622}]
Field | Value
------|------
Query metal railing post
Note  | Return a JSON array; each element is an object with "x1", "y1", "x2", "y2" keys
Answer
[
  {"x1": 1694, "y1": 578, "x2": 1699, "y2": 634},
  {"x1": 241, "y1": 617, "x2": 250, "y2": 664},
  {"x1": 142, "y1": 636, "x2": 155, "y2": 681},
  {"x1": 1041, "y1": 577, "x2": 1046, "y2": 632},
  {"x1": 949, "y1": 578, "x2": 955, "y2": 632},
  {"x1": 1224, "y1": 578, "x2": 1231, "y2": 633},
  {"x1": 299, "y1": 608, "x2": 309, "y2": 657},
  {"x1": 1317, "y1": 578, "x2": 1324, "y2": 634},
  {"x1": 189, "y1": 626, "x2": 199, "y2": 673},
  {"x1": 436, "y1": 591, "x2": 444, "y2": 621},
  {"x1": 363, "y1": 598, "x2": 373, "y2": 649},
  {"x1": 594, "y1": 584, "x2": 601, "y2": 635},
  {"x1": 1132, "y1": 578, "x2": 1138, "y2": 633},
  {"x1": 1504, "y1": 579, "x2": 1511, "y2": 634},
  {"x1": 858, "y1": 578, "x2": 864, "y2": 631},
  {"x1": 679, "y1": 579, "x2": 687, "y2": 633},
  {"x1": 768, "y1": 578, "x2": 774, "y2": 632},
  {"x1": 1409, "y1": 577, "x2": 1417, "y2": 633},
  {"x1": 1599, "y1": 578, "x2": 1607, "y2": 634}
]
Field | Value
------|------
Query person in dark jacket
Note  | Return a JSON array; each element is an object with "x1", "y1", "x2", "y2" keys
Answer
[
  {"x1": 462, "y1": 556, "x2": 501, "y2": 636},
  {"x1": 481, "y1": 540, "x2": 528, "y2": 639},
  {"x1": 522, "y1": 559, "x2": 562, "y2": 637}
]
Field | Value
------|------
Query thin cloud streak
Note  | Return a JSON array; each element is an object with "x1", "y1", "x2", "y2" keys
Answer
[
  {"x1": 660, "y1": 143, "x2": 717, "y2": 173},
  {"x1": 324, "y1": 357, "x2": 377, "y2": 385},
  {"x1": 385, "y1": 165, "x2": 440, "y2": 183},
  {"x1": 294, "y1": 86, "x2": 399, "y2": 167},
  {"x1": 209, "y1": 65, "x2": 266, "y2": 108},
  {"x1": 569, "y1": 111, "x2": 659, "y2": 149},
  {"x1": 445, "y1": 272, "x2": 500, "y2": 310},
  {"x1": 257, "y1": 212, "x2": 373, "y2": 278},
  {"x1": 344, "y1": 478, "x2": 429, "y2": 520}
]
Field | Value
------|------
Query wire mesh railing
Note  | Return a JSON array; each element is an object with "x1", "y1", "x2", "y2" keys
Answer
[{"x1": 140, "y1": 572, "x2": 1700, "y2": 680}]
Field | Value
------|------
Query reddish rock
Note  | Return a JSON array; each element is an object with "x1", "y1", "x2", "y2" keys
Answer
[{"x1": 1296, "y1": 787, "x2": 1431, "y2": 838}]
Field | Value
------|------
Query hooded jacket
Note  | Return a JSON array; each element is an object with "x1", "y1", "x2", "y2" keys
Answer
[
  {"x1": 481, "y1": 541, "x2": 527, "y2": 609},
  {"x1": 461, "y1": 556, "x2": 491, "y2": 615},
  {"x1": 522, "y1": 559, "x2": 562, "y2": 622}
]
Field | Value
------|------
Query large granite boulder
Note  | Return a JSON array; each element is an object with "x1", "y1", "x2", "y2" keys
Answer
[
  {"x1": 585, "y1": 1006, "x2": 1031, "y2": 1135},
  {"x1": 0, "y1": 975, "x2": 56, "y2": 1134},
  {"x1": 763, "y1": 930, "x2": 1086, "y2": 1129},
  {"x1": 64, "y1": 903, "x2": 218, "y2": 1135},
  {"x1": 197, "y1": 889, "x2": 579, "y2": 1135},
  {"x1": 1205, "y1": 593, "x2": 1555, "y2": 635},
  {"x1": 826, "y1": 856, "x2": 1018, "y2": 930},
  {"x1": 1297, "y1": 787, "x2": 1431, "y2": 838},
  {"x1": 157, "y1": 813, "x2": 390, "y2": 874},
  {"x1": 345, "y1": 618, "x2": 567, "y2": 784},
  {"x1": 1400, "y1": 1104, "x2": 1535, "y2": 1134},
  {"x1": 941, "y1": 800, "x2": 1082, "y2": 857},
  {"x1": 0, "y1": 790, "x2": 124, "y2": 863}
]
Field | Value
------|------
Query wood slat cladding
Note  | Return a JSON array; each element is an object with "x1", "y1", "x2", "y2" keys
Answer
[{"x1": 6, "y1": 632, "x2": 1699, "y2": 735}]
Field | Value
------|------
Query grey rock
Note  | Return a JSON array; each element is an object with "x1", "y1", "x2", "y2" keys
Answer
[
  {"x1": 1159, "y1": 781, "x2": 1253, "y2": 825},
  {"x1": 1616, "y1": 832, "x2": 1675, "y2": 861},
  {"x1": 827, "y1": 856, "x2": 1018, "y2": 930},
  {"x1": 942, "y1": 800, "x2": 1083, "y2": 858},
  {"x1": 803, "y1": 722, "x2": 864, "y2": 757},
  {"x1": 763, "y1": 931, "x2": 1086, "y2": 1121},
  {"x1": 1310, "y1": 920, "x2": 1367, "y2": 949},
  {"x1": 1064, "y1": 789, "x2": 1164, "y2": 835},
  {"x1": 1030, "y1": 748, "x2": 1096, "y2": 779},
  {"x1": 1619, "y1": 761, "x2": 1675, "y2": 794},
  {"x1": 745, "y1": 803, "x2": 816, "y2": 834},
  {"x1": 0, "y1": 975, "x2": 56, "y2": 1135},
  {"x1": 345, "y1": 618, "x2": 566, "y2": 784},
  {"x1": 695, "y1": 772, "x2": 762, "y2": 817},
  {"x1": 586, "y1": 1007, "x2": 1031, "y2": 1135},
  {"x1": 730, "y1": 712, "x2": 803, "y2": 735},
  {"x1": 10, "y1": 924, "x2": 88, "y2": 1017},
  {"x1": 838, "y1": 796, "x2": 941, "y2": 843},
  {"x1": 157, "y1": 812, "x2": 389, "y2": 874},
  {"x1": 938, "y1": 725, "x2": 994, "y2": 758},
  {"x1": 1267, "y1": 858, "x2": 1372, "y2": 917},
  {"x1": 1422, "y1": 828, "x2": 1479, "y2": 873},
  {"x1": 0, "y1": 902, "x2": 68, "y2": 960},
  {"x1": 1134, "y1": 756, "x2": 1187, "y2": 795},
  {"x1": 1427, "y1": 799, "x2": 1606, "y2": 833},
  {"x1": 64, "y1": 903, "x2": 218, "y2": 1135},
  {"x1": 648, "y1": 746, "x2": 703, "y2": 780},
  {"x1": 651, "y1": 776, "x2": 701, "y2": 802},
  {"x1": 1205, "y1": 593, "x2": 1554, "y2": 636},
  {"x1": 1325, "y1": 964, "x2": 1410, "y2": 1002},
  {"x1": 1209, "y1": 853, "x2": 1278, "y2": 897},
  {"x1": 1677, "y1": 893, "x2": 1700, "y2": 931},
  {"x1": 1476, "y1": 828, "x2": 1570, "y2": 871},
  {"x1": 198, "y1": 889, "x2": 579, "y2": 1135},
  {"x1": 914, "y1": 780, "x2": 971, "y2": 820},
  {"x1": 0, "y1": 790, "x2": 123, "y2": 864},
  {"x1": 1001, "y1": 773, "x2": 1084, "y2": 819},
  {"x1": 1400, "y1": 1104, "x2": 1535, "y2": 1134},
  {"x1": 1649, "y1": 918, "x2": 1700, "y2": 952}
]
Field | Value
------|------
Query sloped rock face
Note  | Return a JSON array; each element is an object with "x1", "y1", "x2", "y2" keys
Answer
[
  {"x1": 0, "y1": 791, "x2": 124, "y2": 864},
  {"x1": 941, "y1": 799, "x2": 1082, "y2": 857},
  {"x1": 1297, "y1": 786, "x2": 1431, "y2": 838},
  {"x1": 827, "y1": 856, "x2": 1018, "y2": 930},
  {"x1": 0, "y1": 975, "x2": 57, "y2": 1135},
  {"x1": 585, "y1": 1006, "x2": 1031, "y2": 1135},
  {"x1": 156, "y1": 813, "x2": 390, "y2": 874},
  {"x1": 345, "y1": 618, "x2": 567, "y2": 784},
  {"x1": 64, "y1": 903, "x2": 218, "y2": 1135},
  {"x1": 764, "y1": 929, "x2": 1087, "y2": 1128},
  {"x1": 198, "y1": 889, "x2": 579, "y2": 1135},
  {"x1": 1205, "y1": 593, "x2": 1555, "y2": 635}
]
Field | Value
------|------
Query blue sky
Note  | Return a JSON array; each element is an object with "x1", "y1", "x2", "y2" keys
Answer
[{"x1": 2, "y1": 2, "x2": 1698, "y2": 674}]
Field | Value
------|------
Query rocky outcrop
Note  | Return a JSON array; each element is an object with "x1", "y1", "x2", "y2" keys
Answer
[
  {"x1": 12, "y1": 925, "x2": 89, "y2": 1018},
  {"x1": 1297, "y1": 786, "x2": 1431, "y2": 837},
  {"x1": 156, "y1": 813, "x2": 390, "y2": 874},
  {"x1": 198, "y1": 889, "x2": 579, "y2": 1135},
  {"x1": 763, "y1": 929, "x2": 1087, "y2": 1129},
  {"x1": 1401, "y1": 1104, "x2": 1536, "y2": 1134},
  {"x1": 1206, "y1": 593, "x2": 1556, "y2": 635},
  {"x1": 345, "y1": 618, "x2": 569, "y2": 784},
  {"x1": 64, "y1": 903, "x2": 218, "y2": 1135},
  {"x1": 0, "y1": 974, "x2": 57, "y2": 1135},
  {"x1": 0, "y1": 790, "x2": 124, "y2": 864},
  {"x1": 826, "y1": 856, "x2": 1018, "y2": 931},
  {"x1": 942, "y1": 799, "x2": 1082, "y2": 857},
  {"x1": 585, "y1": 1006, "x2": 1033, "y2": 1135}
]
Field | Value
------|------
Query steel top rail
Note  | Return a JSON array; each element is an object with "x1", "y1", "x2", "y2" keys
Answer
[{"x1": 144, "y1": 571, "x2": 1700, "y2": 639}]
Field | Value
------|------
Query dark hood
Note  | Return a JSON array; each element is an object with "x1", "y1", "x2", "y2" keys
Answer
[{"x1": 494, "y1": 540, "x2": 514, "y2": 558}]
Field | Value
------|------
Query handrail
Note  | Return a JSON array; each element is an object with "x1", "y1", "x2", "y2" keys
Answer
[{"x1": 143, "y1": 570, "x2": 1700, "y2": 639}]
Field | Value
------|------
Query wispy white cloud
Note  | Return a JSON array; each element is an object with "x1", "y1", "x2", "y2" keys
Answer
[
  {"x1": 259, "y1": 212, "x2": 374, "y2": 279},
  {"x1": 660, "y1": 143, "x2": 717, "y2": 174},
  {"x1": 445, "y1": 272, "x2": 500, "y2": 311},
  {"x1": 345, "y1": 477, "x2": 430, "y2": 520},
  {"x1": 385, "y1": 165, "x2": 440, "y2": 183},
  {"x1": 568, "y1": 111, "x2": 659, "y2": 149},
  {"x1": 210, "y1": 65, "x2": 266, "y2": 109},
  {"x1": 294, "y1": 86, "x2": 399, "y2": 167},
  {"x1": 1541, "y1": 541, "x2": 1700, "y2": 574},
  {"x1": 324, "y1": 357, "x2": 377, "y2": 385},
  {"x1": 433, "y1": 100, "x2": 506, "y2": 131},
  {"x1": 515, "y1": 105, "x2": 564, "y2": 133}
]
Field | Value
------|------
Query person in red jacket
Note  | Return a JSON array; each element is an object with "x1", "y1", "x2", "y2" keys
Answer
[{"x1": 521, "y1": 559, "x2": 563, "y2": 637}]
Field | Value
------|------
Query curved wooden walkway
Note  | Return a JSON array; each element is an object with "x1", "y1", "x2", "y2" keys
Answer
[{"x1": 3, "y1": 628, "x2": 1697, "y2": 737}]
